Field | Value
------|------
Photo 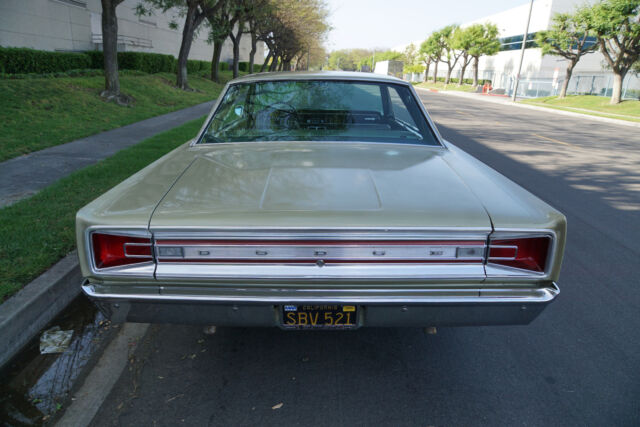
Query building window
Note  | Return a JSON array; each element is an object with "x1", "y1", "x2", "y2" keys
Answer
[
  {"x1": 500, "y1": 33, "x2": 598, "y2": 52},
  {"x1": 51, "y1": 0, "x2": 88, "y2": 8}
]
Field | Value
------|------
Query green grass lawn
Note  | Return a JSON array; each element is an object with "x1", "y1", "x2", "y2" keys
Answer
[
  {"x1": 0, "y1": 117, "x2": 205, "y2": 302},
  {"x1": 520, "y1": 95, "x2": 640, "y2": 123},
  {"x1": 0, "y1": 71, "x2": 234, "y2": 162},
  {"x1": 414, "y1": 81, "x2": 478, "y2": 92}
]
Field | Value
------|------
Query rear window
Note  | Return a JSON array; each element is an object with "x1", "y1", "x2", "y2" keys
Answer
[{"x1": 199, "y1": 80, "x2": 440, "y2": 146}]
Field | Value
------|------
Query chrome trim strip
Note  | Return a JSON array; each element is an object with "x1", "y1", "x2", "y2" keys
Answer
[
  {"x1": 150, "y1": 227, "x2": 491, "y2": 241},
  {"x1": 153, "y1": 263, "x2": 487, "y2": 281},
  {"x1": 154, "y1": 243, "x2": 486, "y2": 262},
  {"x1": 82, "y1": 282, "x2": 559, "y2": 305}
]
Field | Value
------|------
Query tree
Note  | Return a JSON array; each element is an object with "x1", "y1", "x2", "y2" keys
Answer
[
  {"x1": 255, "y1": 0, "x2": 330, "y2": 72},
  {"x1": 418, "y1": 40, "x2": 437, "y2": 82},
  {"x1": 466, "y1": 23, "x2": 500, "y2": 88},
  {"x1": 421, "y1": 31, "x2": 446, "y2": 83},
  {"x1": 138, "y1": 0, "x2": 222, "y2": 90},
  {"x1": 588, "y1": 0, "x2": 640, "y2": 104},
  {"x1": 100, "y1": 0, "x2": 127, "y2": 103},
  {"x1": 452, "y1": 26, "x2": 476, "y2": 86},
  {"x1": 403, "y1": 43, "x2": 419, "y2": 67},
  {"x1": 228, "y1": 3, "x2": 246, "y2": 78},
  {"x1": 205, "y1": 0, "x2": 234, "y2": 82},
  {"x1": 536, "y1": 9, "x2": 597, "y2": 98},
  {"x1": 438, "y1": 25, "x2": 463, "y2": 84}
]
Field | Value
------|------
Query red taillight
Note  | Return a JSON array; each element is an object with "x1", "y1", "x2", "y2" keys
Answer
[
  {"x1": 488, "y1": 236, "x2": 551, "y2": 273},
  {"x1": 92, "y1": 233, "x2": 152, "y2": 269}
]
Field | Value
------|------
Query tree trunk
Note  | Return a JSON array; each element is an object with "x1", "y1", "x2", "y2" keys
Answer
[
  {"x1": 445, "y1": 65, "x2": 453, "y2": 84},
  {"x1": 177, "y1": 5, "x2": 204, "y2": 90},
  {"x1": 559, "y1": 60, "x2": 576, "y2": 99},
  {"x1": 610, "y1": 71, "x2": 624, "y2": 105},
  {"x1": 423, "y1": 61, "x2": 430, "y2": 82},
  {"x1": 270, "y1": 55, "x2": 279, "y2": 71},
  {"x1": 472, "y1": 56, "x2": 479, "y2": 88},
  {"x1": 458, "y1": 62, "x2": 468, "y2": 86},
  {"x1": 100, "y1": 0, "x2": 121, "y2": 98},
  {"x1": 229, "y1": 23, "x2": 243, "y2": 79},
  {"x1": 210, "y1": 40, "x2": 223, "y2": 82},
  {"x1": 261, "y1": 50, "x2": 272, "y2": 72},
  {"x1": 432, "y1": 62, "x2": 438, "y2": 83},
  {"x1": 248, "y1": 30, "x2": 257, "y2": 74}
]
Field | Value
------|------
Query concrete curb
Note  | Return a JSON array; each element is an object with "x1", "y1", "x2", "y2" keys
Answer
[
  {"x1": 0, "y1": 252, "x2": 81, "y2": 369},
  {"x1": 415, "y1": 87, "x2": 640, "y2": 128}
]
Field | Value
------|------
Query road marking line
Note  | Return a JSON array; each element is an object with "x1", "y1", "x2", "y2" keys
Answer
[{"x1": 532, "y1": 133, "x2": 574, "y2": 147}]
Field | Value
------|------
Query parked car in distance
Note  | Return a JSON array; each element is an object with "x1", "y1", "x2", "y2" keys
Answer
[{"x1": 77, "y1": 71, "x2": 566, "y2": 329}]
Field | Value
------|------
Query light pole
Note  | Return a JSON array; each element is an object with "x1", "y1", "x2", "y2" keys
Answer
[{"x1": 512, "y1": 0, "x2": 534, "y2": 102}]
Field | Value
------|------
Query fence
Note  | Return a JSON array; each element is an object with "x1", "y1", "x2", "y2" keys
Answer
[
  {"x1": 407, "y1": 70, "x2": 640, "y2": 100},
  {"x1": 507, "y1": 74, "x2": 640, "y2": 100}
]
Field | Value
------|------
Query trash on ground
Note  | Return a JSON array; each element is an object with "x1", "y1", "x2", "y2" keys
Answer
[
  {"x1": 272, "y1": 402, "x2": 284, "y2": 410},
  {"x1": 39, "y1": 326, "x2": 74, "y2": 354}
]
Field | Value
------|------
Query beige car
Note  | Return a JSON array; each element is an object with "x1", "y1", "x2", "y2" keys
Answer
[{"x1": 77, "y1": 71, "x2": 566, "y2": 329}]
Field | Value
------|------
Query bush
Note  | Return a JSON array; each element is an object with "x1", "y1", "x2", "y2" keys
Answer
[
  {"x1": 0, "y1": 47, "x2": 91, "y2": 74},
  {"x1": 238, "y1": 61, "x2": 250, "y2": 72},
  {"x1": 0, "y1": 46, "x2": 229, "y2": 77},
  {"x1": 128, "y1": 52, "x2": 174, "y2": 73},
  {"x1": 187, "y1": 59, "x2": 211, "y2": 73},
  {"x1": 88, "y1": 51, "x2": 175, "y2": 73},
  {"x1": 0, "y1": 69, "x2": 146, "y2": 80}
]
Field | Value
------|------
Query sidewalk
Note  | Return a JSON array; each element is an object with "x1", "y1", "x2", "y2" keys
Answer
[
  {"x1": 0, "y1": 100, "x2": 215, "y2": 208},
  {"x1": 415, "y1": 88, "x2": 640, "y2": 129}
]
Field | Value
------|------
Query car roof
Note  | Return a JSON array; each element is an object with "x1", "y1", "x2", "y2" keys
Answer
[{"x1": 230, "y1": 70, "x2": 409, "y2": 85}]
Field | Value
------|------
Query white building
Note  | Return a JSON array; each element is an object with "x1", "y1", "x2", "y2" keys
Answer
[
  {"x1": 374, "y1": 60, "x2": 404, "y2": 78},
  {"x1": 0, "y1": 0, "x2": 263, "y2": 64},
  {"x1": 397, "y1": 0, "x2": 638, "y2": 99}
]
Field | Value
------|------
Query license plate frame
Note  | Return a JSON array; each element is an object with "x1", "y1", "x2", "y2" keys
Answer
[{"x1": 280, "y1": 304, "x2": 358, "y2": 329}]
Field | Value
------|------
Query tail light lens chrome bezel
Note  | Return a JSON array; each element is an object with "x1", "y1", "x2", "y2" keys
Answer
[
  {"x1": 486, "y1": 230, "x2": 556, "y2": 278},
  {"x1": 85, "y1": 228, "x2": 155, "y2": 277}
]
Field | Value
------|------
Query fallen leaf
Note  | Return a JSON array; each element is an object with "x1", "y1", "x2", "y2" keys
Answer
[
  {"x1": 166, "y1": 394, "x2": 184, "y2": 403},
  {"x1": 272, "y1": 402, "x2": 284, "y2": 410}
]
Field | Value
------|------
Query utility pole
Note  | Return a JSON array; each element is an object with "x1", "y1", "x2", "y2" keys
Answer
[{"x1": 512, "y1": 0, "x2": 534, "y2": 102}]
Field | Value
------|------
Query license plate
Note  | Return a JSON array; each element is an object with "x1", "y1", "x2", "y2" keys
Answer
[{"x1": 281, "y1": 304, "x2": 358, "y2": 329}]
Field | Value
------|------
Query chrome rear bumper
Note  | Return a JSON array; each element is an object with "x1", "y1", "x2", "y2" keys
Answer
[{"x1": 82, "y1": 281, "x2": 559, "y2": 327}]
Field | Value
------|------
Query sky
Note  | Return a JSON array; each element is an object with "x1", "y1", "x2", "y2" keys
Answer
[{"x1": 325, "y1": 0, "x2": 528, "y2": 51}]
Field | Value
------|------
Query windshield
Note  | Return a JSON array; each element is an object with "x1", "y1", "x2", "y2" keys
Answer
[{"x1": 199, "y1": 80, "x2": 440, "y2": 146}]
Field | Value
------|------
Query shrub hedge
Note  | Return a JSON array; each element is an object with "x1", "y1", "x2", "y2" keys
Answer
[
  {"x1": 0, "y1": 47, "x2": 91, "y2": 74},
  {"x1": 1, "y1": 47, "x2": 230, "y2": 76},
  {"x1": 86, "y1": 50, "x2": 174, "y2": 73}
]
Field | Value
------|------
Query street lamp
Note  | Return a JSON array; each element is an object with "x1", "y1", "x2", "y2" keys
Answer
[{"x1": 512, "y1": 0, "x2": 534, "y2": 102}]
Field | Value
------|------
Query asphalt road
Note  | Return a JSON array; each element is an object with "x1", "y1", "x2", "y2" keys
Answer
[{"x1": 90, "y1": 91, "x2": 639, "y2": 426}]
